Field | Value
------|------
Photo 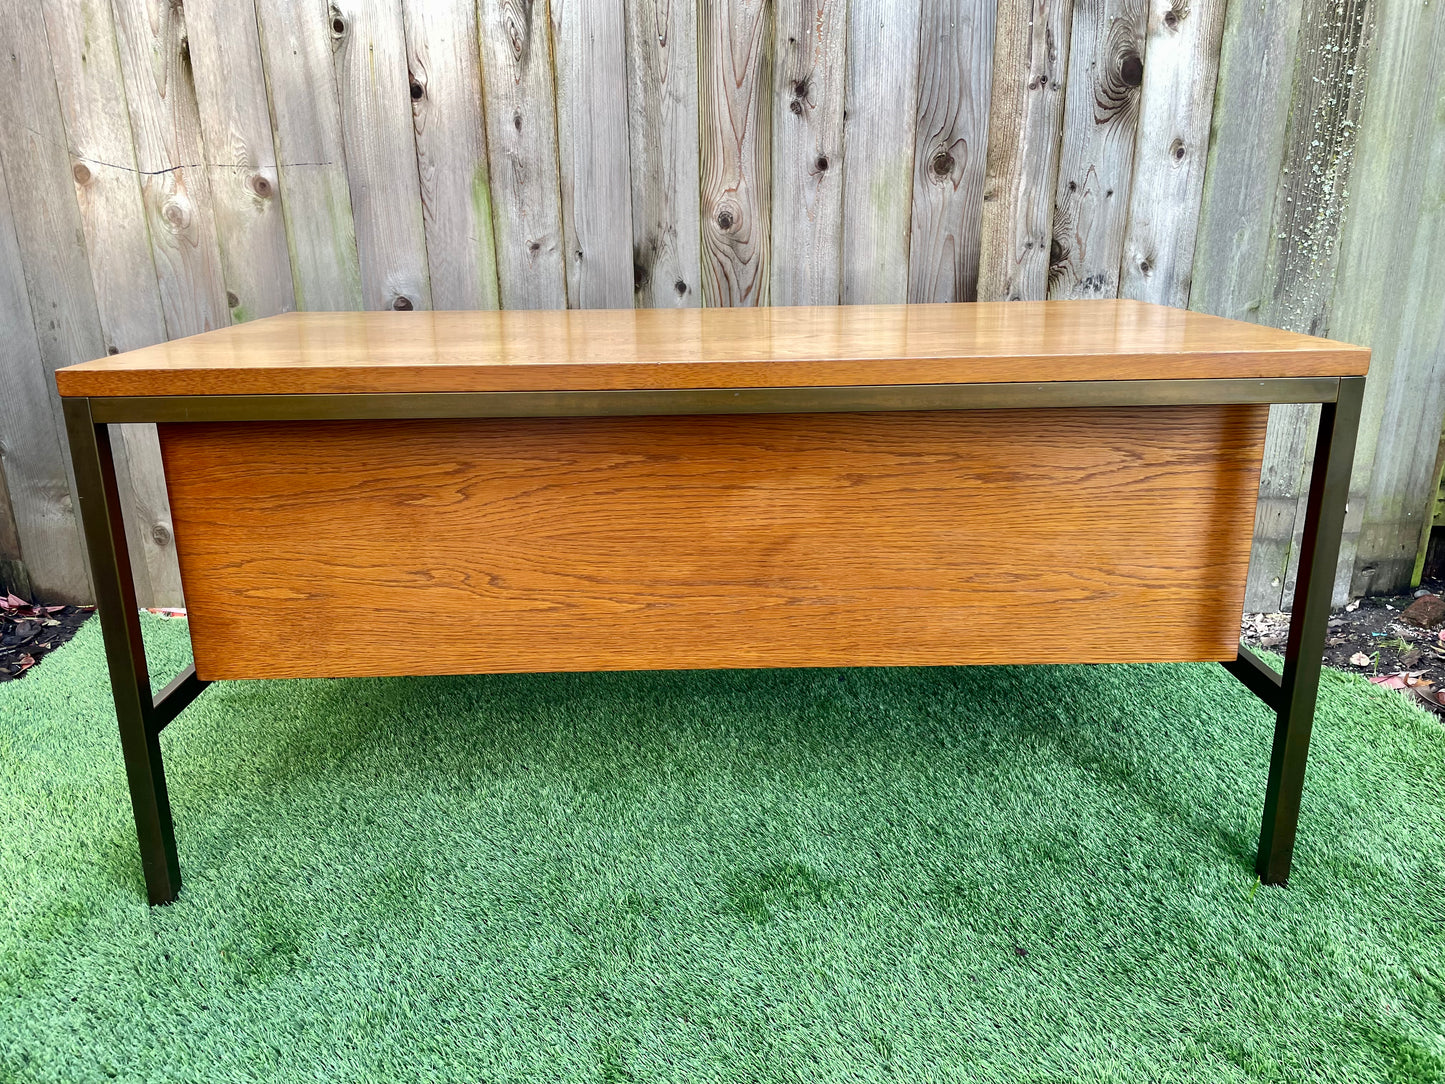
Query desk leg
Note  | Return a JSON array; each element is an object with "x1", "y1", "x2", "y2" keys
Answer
[
  {"x1": 63, "y1": 397, "x2": 183, "y2": 905},
  {"x1": 1255, "y1": 376, "x2": 1364, "y2": 885}
]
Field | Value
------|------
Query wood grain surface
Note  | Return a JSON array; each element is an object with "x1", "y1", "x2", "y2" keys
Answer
[
  {"x1": 0, "y1": 2, "x2": 103, "y2": 601},
  {"x1": 623, "y1": 0, "x2": 702, "y2": 308},
  {"x1": 840, "y1": 0, "x2": 923, "y2": 305},
  {"x1": 908, "y1": 0, "x2": 996, "y2": 304},
  {"x1": 331, "y1": 0, "x2": 433, "y2": 312},
  {"x1": 770, "y1": 0, "x2": 847, "y2": 307},
  {"x1": 108, "y1": 0, "x2": 230, "y2": 336},
  {"x1": 55, "y1": 300, "x2": 1368, "y2": 397},
  {"x1": 1117, "y1": 0, "x2": 1228, "y2": 307},
  {"x1": 476, "y1": 0, "x2": 568, "y2": 310},
  {"x1": 976, "y1": 0, "x2": 1073, "y2": 301},
  {"x1": 1047, "y1": 0, "x2": 1145, "y2": 300},
  {"x1": 551, "y1": 0, "x2": 636, "y2": 309},
  {"x1": 39, "y1": 0, "x2": 183, "y2": 605},
  {"x1": 698, "y1": 0, "x2": 772, "y2": 306},
  {"x1": 402, "y1": 0, "x2": 502, "y2": 311},
  {"x1": 252, "y1": 0, "x2": 365, "y2": 311},
  {"x1": 185, "y1": 0, "x2": 295, "y2": 324},
  {"x1": 160, "y1": 406, "x2": 1269, "y2": 679}
]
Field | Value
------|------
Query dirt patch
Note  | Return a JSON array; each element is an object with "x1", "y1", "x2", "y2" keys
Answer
[
  {"x1": 1242, "y1": 577, "x2": 1445, "y2": 717},
  {"x1": 1, "y1": 596, "x2": 94, "y2": 681}
]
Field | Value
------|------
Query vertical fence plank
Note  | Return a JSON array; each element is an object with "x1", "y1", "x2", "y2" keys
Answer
[
  {"x1": 1262, "y1": 0, "x2": 1372, "y2": 607},
  {"x1": 109, "y1": 0, "x2": 230, "y2": 335},
  {"x1": 908, "y1": 0, "x2": 996, "y2": 304},
  {"x1": 699, "y1": 0, "x2": 773, "y2": 306},
  {"x1": 1116, "y1": 0, "x2": 1227, "y2": 306},
  {"x1": 41, "y1": 0, "x2": 181, "y2": 606},
  {"x1": 253, "y1": 0, "x2": 365, "y2": 311},
  {"x1": 330, "y1": 0, "x2": 432, "y2": 311},
  {"x1": 401, "y1": 0, "x2": 501, "y2": 310},
  {"x1": 477, "y1": 0, "x2": 568, "y2": 309},
  {"x1": 1046, "y1": 0, "x2": 1145, "y2": 299},
  {"x1": 552, "y1": 0, "x2": 636, "y2": 308},
  {"x1": 1191, "y1": 0, "x2": 1368, "y2": 611},
  {"x1": 1188, "y1": 0, "x2": 1302, "y2": 612},
  {"x1": 840, "y1": 0, "x2": 923, "y2": 304},
  {"x1": 0, "y1": 4, "x2": 98, "y2": 601},
  {"x1": 0, "y1": 453, "x2": 28, "y2": 598},
  {"x1": 623, "y1": 0, "x2": 702, "y2": 307},
  {"x1": 0, "y1": 159, "x2": 84, "y2": 600},
  {"x1": 770, "y1": 0, "x2": 846, "y2": 307},
  {"x1": 976, "y1": 0, "x2": 1073, "y2": 301},
  {"x1": 184, "y1": 0, "x2": 295, "y2": 324},
  {"x1": 1329, "y1": 0, "x2": 1445, "y2": 601}
]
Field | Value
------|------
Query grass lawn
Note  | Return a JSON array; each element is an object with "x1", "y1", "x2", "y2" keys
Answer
[{"x1": 2, "y1": 615, "x2": 1443, "y2": 1083}]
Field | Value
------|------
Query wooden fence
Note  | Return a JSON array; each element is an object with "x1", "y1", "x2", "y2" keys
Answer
[{"x1": 0, "y1": 0, "x2": 1442, "y2": 612}]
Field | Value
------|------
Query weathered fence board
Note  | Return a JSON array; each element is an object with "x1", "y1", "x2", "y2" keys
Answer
[
  {"x1": 1117, "y1": 0, "x2": 1227, "y2": 307},
  {"x1": 0, "y1": 0, "x2": 1440, "y2": 609},
  {"x1": 552, "y1": 0, "x2": 636, "y2": 308},
  {"x1": 0, "y1": 443, "x2": 25, "y2": 597},
  {"x1": 1188, "y1": 0, "x2": 1306, "y2": 611},
  {"x1": 331, "y1": 0, "x2": 432, "y2": 311},
  {"x1": 40, "y1": 0, "x2": 181, "y2": 606},
  {"x1": 623, "y1": 0, "x2": 702, "y2": 307},
  {"x1": 110, "y1": 0, "x2": 231, "y2": 335},
  {"x1": 1328, "y1": 0, "x2": 1445, "y2": 602},
  {"x1": 402, "y1": 0, "x2": 502, "y2": 310},
  {"x1": 698, "y1": 0, "x2": 773, "y2": 306},
  {"x1": 253, "y1": 0, "x2": 365, "y2": 311},
  {"x1": 0, "y1": 3, "x2": 98, "y2": 601},
  {"x1": 185, "y1": 0, "x2": 295, "y2": 324},
  {"x1": 908, "y1": 0, "x2": 996, "y2": 304},
  {"x1": 477, "y1": 0, "x2": 568, "y2": 309},
  {"x1": 770, "y1": 0, "x2": 847, "y2": 307},
  {"x1": 1047, "y1": 0, "x2": 1144, "y2": 300},
  {"x1": 840, "y1": 0, "x2": 923, "y2": 304},
  {"x1": 0, "y1": 160, "x2": 82, "y2": 601},
  {"x1": 976, "y1": 0, "x2": 1072, "y2": 301}
]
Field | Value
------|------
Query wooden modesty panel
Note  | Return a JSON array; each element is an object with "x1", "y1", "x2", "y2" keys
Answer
[
  {"x1": 58, "y1": 301, "x2": 1369, "y2": 397},
  {"x1": 159, "y1": 407, "x2": 1269, "y2": 680}
]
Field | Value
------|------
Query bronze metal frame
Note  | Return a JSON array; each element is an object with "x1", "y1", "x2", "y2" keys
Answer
[{"x1": 62, "y1": 375, "x2": 1365, "y2": 904}]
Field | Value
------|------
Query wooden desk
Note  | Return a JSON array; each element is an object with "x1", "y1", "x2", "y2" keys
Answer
[{"x1": 56, "y1": 300, "x2": 1369, "y2": 905}]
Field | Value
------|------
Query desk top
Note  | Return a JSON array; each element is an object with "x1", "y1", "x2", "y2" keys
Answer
[{"x1": 54, "y1": 300, "x2": 1368, "y2": 398}]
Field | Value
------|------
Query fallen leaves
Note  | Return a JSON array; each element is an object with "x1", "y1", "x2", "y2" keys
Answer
[
  {"x1": 1, "y1": 594, "x2": 94, "y2": 681},
  {"x1": 1350, "y1": 652, "x2": 1373, "y2": 667}
]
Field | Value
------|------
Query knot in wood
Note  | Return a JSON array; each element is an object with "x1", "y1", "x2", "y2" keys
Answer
[
  {"x1": 931, "y1": 150, "x2": 955, "y2": 178},
  {"x1": 1119, "y1": 53, "x2": 1143, "y2": 87},
  {"x1": 410, "y1": 79, "x2": 424, "y2": 100},
  {"x1": 72, "y1": 162, "x2": 92, "y2": 185},
  {"x1": 227, "y1": 291, "x2": 240, "y2": 308},
  {"x1": 716, "y1": 208, "x2": 735, "y2": 231},
  {"x1": 815, "y1": 155, "x2": 829, "y2": 172},
  {"x1": 392, "y1": 295, "x2": 414, "y2": 311},
  {"x1": 1169, "y1": 138, "x2": 1187, "y2": 163},
  {"x1": 151, "y1": 523, "x2": 173, "y2": 547},
  {"x1": 161, "y1": 197, "x2": 190, "y2": 230},
  {"x1": 248, "y1": 173, "x2": 273, "y2": 199}
]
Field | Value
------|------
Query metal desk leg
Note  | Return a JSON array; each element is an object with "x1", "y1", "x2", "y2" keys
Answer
[
  {"x1": 63, "y1": 397, "x2": 206, "y2": 905},
  {"x1": 1253, "y1": 376, "x2": 1365, "y2": 884}
]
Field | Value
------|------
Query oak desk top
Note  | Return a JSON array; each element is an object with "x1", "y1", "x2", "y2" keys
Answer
[{"x1": 55, "y1": 300, "x2": 1369, "y2": 398}]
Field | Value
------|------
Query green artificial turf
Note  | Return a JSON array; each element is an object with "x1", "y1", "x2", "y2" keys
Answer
[{"x1": 2, "y1": 616, "x2": 1444, "y2": 1083}]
